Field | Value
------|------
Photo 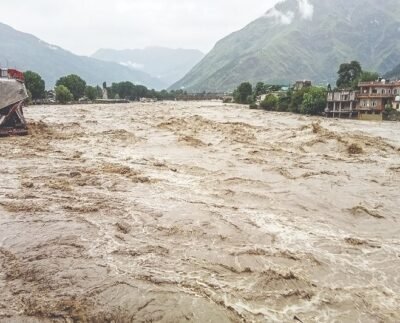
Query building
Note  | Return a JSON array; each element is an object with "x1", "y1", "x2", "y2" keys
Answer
[
  {"x1": 325, "y1": 90, "x2": 358, "y2": 118},
  {"x1": 357, "y1": 79, "x2": 400, "y2": 112},
  {"x1": 0, "y1": 68, "x2": 29, "y2": 136},
  {"x1": 395, "y1": 95, "x2": 400, "y2": 110},
  {"x1": 325, "y1": 79, "x2": 400, "y2": 120},
  {"x1": 293, "y1": 80, "x2": 312, "y2": 91}
]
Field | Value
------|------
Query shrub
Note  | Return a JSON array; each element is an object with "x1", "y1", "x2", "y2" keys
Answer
[
  {"x1": 55, "y1": 85, "x2": 73, "y2": 104},
  {"x1": 260, "y1": 94, "x2": 278, "y2": 110}
]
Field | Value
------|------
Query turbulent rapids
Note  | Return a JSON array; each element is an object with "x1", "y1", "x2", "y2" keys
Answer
[{"x1": 0, "y1": 101, "x2": 399, "y2": 322}]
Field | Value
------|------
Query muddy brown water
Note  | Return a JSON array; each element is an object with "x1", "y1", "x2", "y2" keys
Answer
[{"x1": 0, "y1": 101, "x2": 399, "y2": 322}]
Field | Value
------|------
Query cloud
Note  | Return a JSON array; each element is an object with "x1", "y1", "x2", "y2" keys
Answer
[
  {"x1": 265, "y1": 8, "x2": 295, "y2": 25},
  {"x1": 0, "y1": 0, "x2": 280, "y2": 56},
  {"x1": 298, "y1": 0, "x2": 314, "y2": 20},
  {"x1": 120, "y1": 61, "x2": 145, "y2": 70},
  {"x1": 264, "y1": 0, "x2": 314, "y2": 24}
]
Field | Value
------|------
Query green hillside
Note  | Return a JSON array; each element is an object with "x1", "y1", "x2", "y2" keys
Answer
[
  {"x1": 0, "y1": 23, "x2": 164, "y2": 89},
  {"x1": 171, "y1": 0, "x2": 400, "y2": 92}
]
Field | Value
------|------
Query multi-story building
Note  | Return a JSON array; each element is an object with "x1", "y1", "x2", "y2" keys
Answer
[
  {"x1": 326, "y1": 79, "x2": 400, "y2": 119},
  {"x1": 357, "y1": 79, "x2": 400, "y2": 112},
  {"x1": 325, "y1": 90, "x2": 358, "y2": 118}
]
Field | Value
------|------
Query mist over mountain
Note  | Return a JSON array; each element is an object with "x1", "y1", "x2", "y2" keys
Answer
[
  {"x1": 0, "y1": 22, "x2": 164, "y2": 89},
  {"x1": 171, "y1": 0, "x2": 400, "y2": 92},
  {"x1": 385, "y1": 63, "x2": 400, "y2": 80},
  {"x1": 92, "y1": 47, "x2": 204, "y2": 87}
]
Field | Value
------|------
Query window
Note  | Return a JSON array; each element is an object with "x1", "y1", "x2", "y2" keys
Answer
[
  {"x1": 0, "y1": 69, "x2": 8, "y2": 78},
  {"x1": 382, "y1": 89, "x2": 386, "y2": 94}
]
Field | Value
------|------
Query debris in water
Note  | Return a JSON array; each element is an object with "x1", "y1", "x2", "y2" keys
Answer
[{"x1": 347, "y1": 143, "x2": 364, "y2": 155}]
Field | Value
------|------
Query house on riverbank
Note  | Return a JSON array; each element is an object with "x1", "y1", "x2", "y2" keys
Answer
[
  {"x1": 357, "y1": 80, "x2": 400, "y2": 111},
  {"x1": 325, "y1": 79, "x2": 400, "y2": 120},
  {"x1": 325, "y1": 90, "x2": 358, "y2": 118}
]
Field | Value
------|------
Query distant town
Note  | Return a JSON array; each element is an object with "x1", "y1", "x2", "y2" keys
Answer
[{"x1": 228, "y1": 61, "x2": 400, "y2": 122}]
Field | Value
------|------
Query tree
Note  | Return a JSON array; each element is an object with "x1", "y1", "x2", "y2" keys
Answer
[
  {"x1": 135, "y1": 85, "x2": 149, "y2": 100},
  {"x1": 336, "y1": 61, "x2": 362, "y2": 89},
  {"x1": 24, "y1": 71, "x2": 45, "y2": 100},
  {"x1": 260, "y1": 94, "x2": 278, "y2": 110},
  {"x1": 300, "y1": 87, "x2": 327, "y2": 115},
  {"x1": 359, "y1": 71, "x2": 379, "y2": 83},
  {"x1": 109, "y1": 82, "x2": 151, "y2": 101},
  {"x1": 233, "y1": 82, "x2": 253, "y2": 104},
  {"x1": 111, "y1": 82, "x2": 132, "y2": 99},
  {"x1": 85, "y1": 86, "x2": 98, "y2": 101},
  {"x1": 56, "y1": 74, "x2": 86, "y2": 100},
  {"x1": 254, "y1": 82, "x2": 266, "y2": 97},
  {"x1": 55, "y1": 85, "x2": 73, "y2": 104},
  {"x1": 277, "y1": 90, "x2": 292, "y2": 112},
  {"x1": 289, "y1": 88, "x2": 309, "y2": 113}
]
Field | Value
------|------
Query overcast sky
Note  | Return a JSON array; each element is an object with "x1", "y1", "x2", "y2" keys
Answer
[{"x1": 2, "y1": 0, "x2": 279, "y2": 56}]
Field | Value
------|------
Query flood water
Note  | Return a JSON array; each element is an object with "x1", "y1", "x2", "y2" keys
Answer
[{"x1": 0, "y1": 101, "x2": 399, "y2": 322}]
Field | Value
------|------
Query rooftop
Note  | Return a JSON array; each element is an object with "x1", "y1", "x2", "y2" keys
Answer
[{"x1": 359, "y1": 80, "x2": 400, "y2": 87}]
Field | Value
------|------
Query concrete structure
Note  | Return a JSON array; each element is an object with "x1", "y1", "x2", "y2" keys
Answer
[
  {"x1": 358, "y1": 113, "x2": 383, "y2": 121},
  {"x1": 357, "y1": 79, "x2": 400, "y2": 112},
  {"x1": 293, "y1": 80, "x2": 312, "y2": 91},
  {"x1": 102, "y1": 82, "x2": 108, "y2": 100},
  {"x1": 0, "y1": 68, "x2": 29, "y2": 136},
  {"x1": 325, "y1": 90, "x2": 358, "y2": 118},
  {"x1": 326, "y1": 79, "x2": 400, "y2": 120}
]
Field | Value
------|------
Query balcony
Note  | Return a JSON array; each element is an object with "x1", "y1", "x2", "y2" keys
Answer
[
  {"x1": 327, "y1": 93, "x2": 357, "y2": 102},
  {"x1": 358, "y1": 93, "x2": 395, "y2": 98}
]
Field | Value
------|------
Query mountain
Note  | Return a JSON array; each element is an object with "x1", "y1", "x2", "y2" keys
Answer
[
  {"x1": 92, "y1": 47, "x2": 204, "y2": 87},
  {"x1": 0, "y1": 22, "x2": 164, "y2": 89},
  {"x1": 384, "y1": 63, "x2": 400, "y2": 79},
  {"x1": 171, "y1": 0, "x2": 400, "y2": 92}
]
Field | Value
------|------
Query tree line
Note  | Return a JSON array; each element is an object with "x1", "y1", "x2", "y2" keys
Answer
[
  {"x1": 232, "y1": 81, "x2": 327, "y2": 115},
  {"x1": 22, "y1": 71, "x2": 200, "y2": 104},
  {"x1": 231, "y1": 61, "x2": 380, "y2": 115},
  {"x1": 22, "y1": 60, "x2": 380, "y2": 110}
]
